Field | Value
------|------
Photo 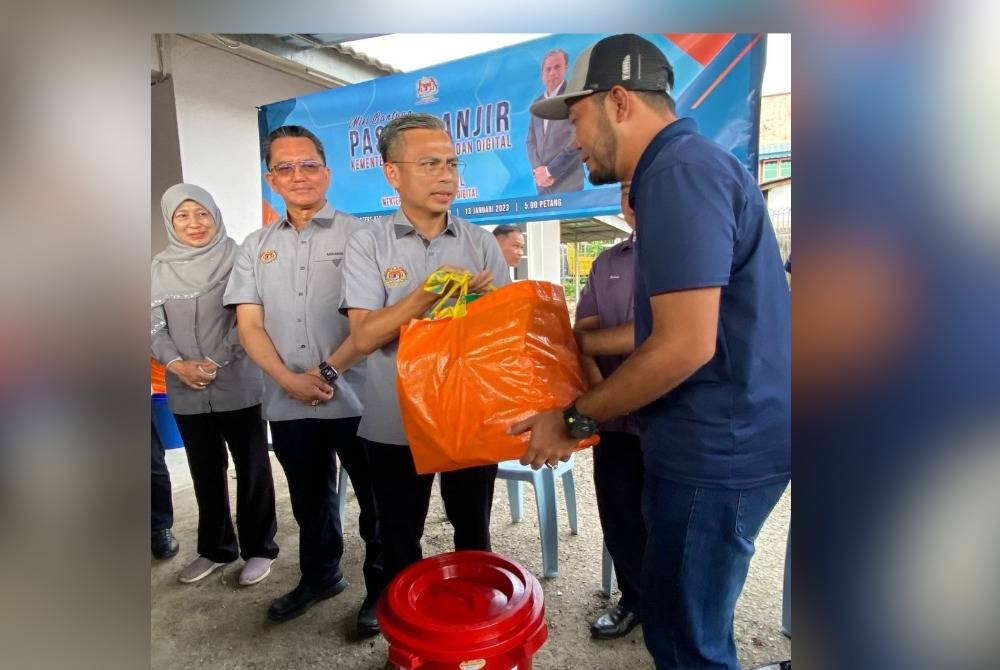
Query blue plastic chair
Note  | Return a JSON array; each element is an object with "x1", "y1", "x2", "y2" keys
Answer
[{"x1": 496, "y1": 454, "x2": 577, "y2": 578}]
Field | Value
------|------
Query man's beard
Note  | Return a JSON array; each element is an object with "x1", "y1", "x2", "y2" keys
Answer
[{"x1": 586, "y1": 109, "x2": 619, "y2": 185}]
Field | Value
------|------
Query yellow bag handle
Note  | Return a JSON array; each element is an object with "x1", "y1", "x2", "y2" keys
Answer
[
  {"x1": 425, "y1": 270, "x2": 471, "y2": 320},
  {"x1": 423, "y1": 270, "x2": 498, "y2": 320}
]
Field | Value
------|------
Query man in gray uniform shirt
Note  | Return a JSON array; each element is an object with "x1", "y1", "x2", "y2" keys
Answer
[
  {"x1": 341, "y1": 113, "x2": 510, "y2": 598},
  {"x1": 223, "y1": 125, "x2": 383, "y2": 638}
]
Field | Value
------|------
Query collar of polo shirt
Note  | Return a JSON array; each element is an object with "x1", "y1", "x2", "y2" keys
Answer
[{"x1": 392, "y1": 210, "x2": 460, "y2": 239}]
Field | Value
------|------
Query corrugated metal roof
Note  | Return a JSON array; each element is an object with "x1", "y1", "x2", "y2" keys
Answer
[
  {"x1": 560, "y1": 217, "x2": 628, "y2": 242},
  {"x1": 320, "y1": 42, "x2": 399, "y2": 74},
  {"x1": 275, "y1": 34, "x2": 399, "y2": 74}
]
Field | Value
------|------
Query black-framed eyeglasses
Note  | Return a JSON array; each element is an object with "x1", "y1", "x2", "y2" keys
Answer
[
  {"x1": 391, "y1": 157, "x2": 465, "y2": 177},
  {"x1": 269, "y1": 160, "x2": 325, "y2": 178}
]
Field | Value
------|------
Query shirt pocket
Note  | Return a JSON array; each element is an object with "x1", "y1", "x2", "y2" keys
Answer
[
  {"x1": 311, "y1": 245, "x2": 345, "y2": 267},
  {"x1": 309, "y1": 244, "x2": 346, "y2": 305}
]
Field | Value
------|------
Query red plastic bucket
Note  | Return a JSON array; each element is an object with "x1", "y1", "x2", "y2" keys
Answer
[{"x1": 378, "y1": 550, "x2": 548, "y2": 670}]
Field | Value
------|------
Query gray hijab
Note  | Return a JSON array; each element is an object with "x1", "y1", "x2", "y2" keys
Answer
[{"x1": 151, "y1": 183, "x2": 237, "y2": 335}]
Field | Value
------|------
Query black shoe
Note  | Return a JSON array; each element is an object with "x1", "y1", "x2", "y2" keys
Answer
[
  {"x1": 267, "y1": 575, "x2": 348, "y2": 622},
  {"x1": 356, "y1": 594, "x2": 380, "y2": 638},
  {"x1": 151, "y1": 529, "x2": 179, "y2": 560},
  {"x1": 589, "y1": 604, "x2": 640, "y2": 639}
]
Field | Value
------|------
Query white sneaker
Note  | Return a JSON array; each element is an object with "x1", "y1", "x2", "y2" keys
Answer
[
  {"x1": 239, "y1": 557, "x2": 273, "y2": 586},
  {"x1": 178, "y1": 556, "x2": 228, "y2": 583}
]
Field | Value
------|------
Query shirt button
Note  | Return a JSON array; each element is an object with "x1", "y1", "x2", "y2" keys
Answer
[
  {"x1": 299, "y1": 344, "x2": 306, "y2": 349},
  {"x1": 301, "y1": 241, "x2": 307, "y2": 244},
  {"x1": 297, "y1": 318, "x2": 302, "y2": 323},
  {"x1": 298, "y1": 292, "x2": 304, "y2": 296},
  {"x1": 300, "y1": 266, "x2": 305, "y2": 270}
]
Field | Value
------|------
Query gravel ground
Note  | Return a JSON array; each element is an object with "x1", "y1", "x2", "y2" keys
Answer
[{"x1": 152, "y1": 448, "x2": 790, "y2": 669}]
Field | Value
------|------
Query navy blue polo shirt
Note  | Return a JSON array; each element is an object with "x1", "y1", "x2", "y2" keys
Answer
[{"x1": 630, "y1": 117, "x2": 790, "y2": 489}]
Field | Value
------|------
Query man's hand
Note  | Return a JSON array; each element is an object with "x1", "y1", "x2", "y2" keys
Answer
[
  {"x1": 282, "y1": 371, "x2": 334, "y2": 406},
  {"x1": 198, "y1": 360, "x2": 219, "y2": 376},
  {"x1": 532, "y1": 166, "x2": 554, "y2": 188},
  {"x1": 468, "y1": 269, "x2": 494, "y2": 293},
  {"x1": 508, "y1": 409, "x2": 577, "y2": 470},
  {"x1": 167, "y1": 359, "x2": 217, "y2": 390}
]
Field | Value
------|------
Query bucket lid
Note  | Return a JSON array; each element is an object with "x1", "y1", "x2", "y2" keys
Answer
[{"x1": 378, "y1": 551, "x2": 547, "y2": 662}]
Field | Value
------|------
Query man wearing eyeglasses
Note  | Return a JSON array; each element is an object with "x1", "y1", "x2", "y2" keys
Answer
[
  {"x1": 224, "y1": 125, "x2": 383, "y2": 638},
  {"x1": 341, "y1": 113, "x2": 510, "y2": 601}
]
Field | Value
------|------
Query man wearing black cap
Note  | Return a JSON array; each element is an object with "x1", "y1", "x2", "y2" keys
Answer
[{"x1": 513, "y1": 34, "x2": 790, "y2": 670}]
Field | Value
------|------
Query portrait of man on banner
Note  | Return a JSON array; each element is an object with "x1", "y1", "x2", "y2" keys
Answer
[{"x1": 525, "y1": 48, "x2": 585, "y2": 195}]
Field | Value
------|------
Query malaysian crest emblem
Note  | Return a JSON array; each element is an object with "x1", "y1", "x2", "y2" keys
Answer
[
  {"x1": 415, "y1": 76, "x2": 439, "y2": 104},
  {"x1": 383, "y1": 266, "x2": 409, "y2": 286},
  {"x1": 259, "y1": 249, "x2": 278, "y2": 264}
]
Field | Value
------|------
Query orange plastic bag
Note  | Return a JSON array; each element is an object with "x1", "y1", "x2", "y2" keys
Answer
[
  {"x1": 151, "y1": 357, "x2": 167, "y2": 395},
  {"x1": 397, "y1": 276, "x2": 598, "y2": 474}
]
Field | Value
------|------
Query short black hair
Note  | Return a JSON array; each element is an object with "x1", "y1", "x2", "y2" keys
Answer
[
  {"x1": 377, "y1": 113, "x2": 448, "y2": 162},
  {"x1": 633, "y1": 90, "x2": 676, "y2": 114},
  {"x1": 263, "y1": 125, "x2": 326, "y2": 167},
  {"x1": 591, "y1": 89, "x2": 675, "y2": 114},
  {"x1": 493, "y1": 224, "x2": 522, "y2": 239}
]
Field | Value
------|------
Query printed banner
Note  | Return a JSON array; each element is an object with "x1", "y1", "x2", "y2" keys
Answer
[{"x1": 259, "y1": 33, "x2": 765, "y2": 224}]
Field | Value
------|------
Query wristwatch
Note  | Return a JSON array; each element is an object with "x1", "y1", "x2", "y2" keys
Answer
[
  {"x1": 318, "y1": 361, "x2": 339, "y2": 384},
  {"x1": 563, "y1": 403, "x2": 598, "y2": 439}
]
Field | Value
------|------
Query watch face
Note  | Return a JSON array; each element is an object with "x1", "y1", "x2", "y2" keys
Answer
[
  {"x1": 565, "y1": 406, "x2": 597, "y2": 438},
  {"x1": 570, "y1": 420, "x2": 597, "y2": 439},
  {"x1": 319, "y1": 363, "x2": 337, "y2": 383}
]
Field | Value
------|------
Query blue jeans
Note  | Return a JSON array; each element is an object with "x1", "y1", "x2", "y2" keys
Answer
[{"x1": 641, "y1": 475, "x2": 789, "y2": 670}]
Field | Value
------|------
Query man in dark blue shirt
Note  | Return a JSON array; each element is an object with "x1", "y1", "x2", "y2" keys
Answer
[{"x1": 518, "y1": 34, "x2": 790, "y2": 670}]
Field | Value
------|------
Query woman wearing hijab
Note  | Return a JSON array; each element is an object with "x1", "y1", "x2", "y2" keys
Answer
[{"x1": 151, "y1": 183, "x2": 278, "y2": 586}]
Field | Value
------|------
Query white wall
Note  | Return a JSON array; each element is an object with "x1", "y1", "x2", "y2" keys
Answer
[
  {"x1": 151, "y1": 76, "x2": 182, "y2": 256},
  {"x1": 767, "y1": 182, "x2": 791, "y2": 211},
  {"x1": 527, "y1": 220, "x2": 562, "y2": 285},
  {"x1": 767, "y1": 182, "x2": 792, "y2": 265},
  {"x1": 165, "y1": 36, "x2": 324, "y2": 243}
]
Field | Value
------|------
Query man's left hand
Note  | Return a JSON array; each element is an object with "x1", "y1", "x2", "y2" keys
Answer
[
  {"x1": 467, "y1": 269, "x2": 494, "y2": 294},
  {"x1": 508, "y1": 409, "x2": 576, "y2": 470}
]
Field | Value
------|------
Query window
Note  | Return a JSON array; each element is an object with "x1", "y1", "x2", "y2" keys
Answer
[{"x1": 759, "y1": 158, "x2": 791, "y2": 181}]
